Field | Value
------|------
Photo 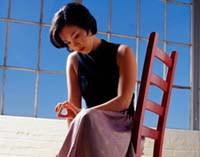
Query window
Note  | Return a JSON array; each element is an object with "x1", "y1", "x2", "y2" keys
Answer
[{"x1": 0, "y1": 0, "x2": 192, "y2": 130}]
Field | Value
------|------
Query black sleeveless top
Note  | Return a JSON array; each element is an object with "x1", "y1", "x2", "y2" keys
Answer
[{"x1": 77, "y1": 39, "x2": 134, "y2": 116}]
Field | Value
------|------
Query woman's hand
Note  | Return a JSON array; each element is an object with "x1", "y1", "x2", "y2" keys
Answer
[{"x1": 55, "y1": 101, "x2": 81, "y2": 119}]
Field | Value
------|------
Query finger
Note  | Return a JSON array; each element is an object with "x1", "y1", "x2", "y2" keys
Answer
[
  {"x1": 57, "y1": 112, "x2": 68, "y2": 118},
  {"x1": 65, "y1": 103, "x2": 77, "y2": 115},
  {"x1": 55, "y1": 103, "x2": 62, "y2": 112},
  {"x1": 57, "y1": 107, "x2": 69, "y2": 118},
  {"x1": 55, "y1": 101, "x2": 67, "y2": 112},
  {"x1": 57, "y1": 108, "x2": 75, "y2": 118}
]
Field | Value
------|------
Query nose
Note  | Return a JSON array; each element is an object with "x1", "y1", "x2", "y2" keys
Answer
[{"x1": 71, "y1": 41, "x2": 81, "y2": 50}]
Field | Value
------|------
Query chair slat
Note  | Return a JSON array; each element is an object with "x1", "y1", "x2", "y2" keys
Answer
[
  {"x1": 141, "y1": 126, "x2": 159, "y2": 140},
  {"x1": 146, "y1": 99, "x2": 164, "y2": 116},
  {"x1": 156, "y1": 47, "x2": 172, "y2": 67},
  {"x1": 150, "y1": 73, "x2": 168, "y2": 91}
]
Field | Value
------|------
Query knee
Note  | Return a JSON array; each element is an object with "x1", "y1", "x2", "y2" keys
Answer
[{"x1": 79, "y1": 108, "x2": 97, "y2": 123}]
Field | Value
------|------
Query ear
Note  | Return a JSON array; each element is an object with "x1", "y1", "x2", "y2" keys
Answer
[{"x1": 87, "y1": 30, "x2": 92, "y2": 36}]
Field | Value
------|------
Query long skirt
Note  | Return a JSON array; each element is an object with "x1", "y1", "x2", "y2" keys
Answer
[{"x1": 56, "y1": 108, "x2": 135, "y2": 157}]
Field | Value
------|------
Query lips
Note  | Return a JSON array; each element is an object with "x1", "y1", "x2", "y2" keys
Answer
[{"x1": 79, "y1": 47, "x2": 85, "y2": 52}]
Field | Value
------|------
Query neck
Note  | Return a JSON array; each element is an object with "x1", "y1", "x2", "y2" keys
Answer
[{"x1": 91, "y1": 37, "x2": 102, "y2": 51}]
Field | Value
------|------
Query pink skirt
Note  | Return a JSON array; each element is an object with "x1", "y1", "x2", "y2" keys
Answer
[{"x1": 56, "y1": 108, "x2": 135, "y2": 157}]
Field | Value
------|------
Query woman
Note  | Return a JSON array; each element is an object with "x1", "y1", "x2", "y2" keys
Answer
[{"x1": 50, "y1": 2, "x2": 137, "y2": 157}]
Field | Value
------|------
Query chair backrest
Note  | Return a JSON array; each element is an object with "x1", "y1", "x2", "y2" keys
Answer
[{"x1": 132, "y1": 32, "x2": 178, "y2": 157}]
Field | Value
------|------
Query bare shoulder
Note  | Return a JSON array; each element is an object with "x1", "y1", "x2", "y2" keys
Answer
[
  {"x1": 67, "y1": 51, "x2": 78, "y2": 63},
  {"x1": 117, "y1": 44, "x2": 135, "y2": 63},
  {"x1": 66, "y1": 52, "x2": 79, "y2": 74}
]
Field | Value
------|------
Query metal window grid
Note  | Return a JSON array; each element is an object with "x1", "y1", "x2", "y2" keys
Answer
[{"x1": 0, "y1": 0, "x2": 197, "y2": 129}]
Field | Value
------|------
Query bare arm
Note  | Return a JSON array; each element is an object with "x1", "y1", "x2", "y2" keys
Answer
[
  {"x1": 66, "y1": 52, "x2": 81, "y2": 109},
  {"x1": 92, "y1": 45, "x2": 137, "y2": 111},
  {"x1": 55, "y1": 52, "x2": 82, "y2": 126}
]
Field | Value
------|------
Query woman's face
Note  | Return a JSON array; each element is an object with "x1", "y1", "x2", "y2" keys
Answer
[{"x1": 59, "y1": 25, "x2": 93, "y2": 54}]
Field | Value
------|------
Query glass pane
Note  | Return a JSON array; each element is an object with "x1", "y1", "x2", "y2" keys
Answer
[
  {"x1": 0, "y1": 69, "x2": 3, "y2": 109},
  {"x1": 0, "y1": 21, "x2": 6, "y2": 65},
  {"x1": 152, "y1": 57, "x2": 165, "y2": 78},
  {"x1": 176, "y1": 0, "x2": 191, "y2": 3},
  {"x1": 0, "y1": 0, "x2": 8, "y2": 18},
  {"x1": 83, "y1": 0, "x2": 108, "y2": 32},
  {"x1": 43, "y1": 0, "x2": 71, "y2": 24},
  {"x1": 152, "y1": 42, "x2": 165, "y2": 78},
  {"x1": 167, "y1": 88, "x2": 190, "y2": 129},
  {"x1": 167, "y1": 4, "x2": 190, "y2": 44},
  {"x1": 37, "y1": 73, "x2": 67, "y2": 119},
  {"x1": 138, "y1": 40, "x2": 148, "y2": 80},
  {"x1": 110, "y1": 36, "x2": 136, "y2": 56},
  {"x1": 140, "y1": 0, "x2": 164, "y2": 39},
  {"x1": 82, "y1": 98, "x2": 86, "y2": 109},
  {"x1": 10, "y1": 0, "x2": 40, "y2": 22},
  {"x1": 148, "y1": 85, "x2": 163, "y2": 105},
  {"x1": 144, "y1": 110, "x2": 159, "y2": 128},
  {"x1": 143, "y1": 85, "x2": 163, "y2": 128},
  {"x1": 7, "y1": 23, "x2": 39, "y2": 68},
  {"x1": 40, "y1": 26, "x2": 68, "y2": 72},
  {"x1": 4, "y1": 70, "x2": 36, "y2": 117},
  {"x1": 167, "y1": 44, "x2": 190, "y2": 86},
  {"x1": 111, "y1": 0, "x2": 137, "y2": 36},
  {"x1": 144, "y1": 87, "x2": 190, "y2": 129}
]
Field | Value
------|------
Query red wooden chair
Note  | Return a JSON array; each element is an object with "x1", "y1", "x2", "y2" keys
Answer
[{"x1": 132, "y1": 32, "x2": 178, "y2": 157}]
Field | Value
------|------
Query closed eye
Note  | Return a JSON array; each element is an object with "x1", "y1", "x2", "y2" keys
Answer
[
  {"x1": 63, "y1": 40, "x2": 70, "y2": 45},
  {"x1": 73, "y1": 34, "x2": 79, "y2": 39},
  {"x1": 72, "y1": 31, "x2": 80, "y2": 40}
]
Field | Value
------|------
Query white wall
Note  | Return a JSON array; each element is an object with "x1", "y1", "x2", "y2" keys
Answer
[
  {"x1": 0, "y1": 115, "x2": 67, "y2": 157},
  {"x1": 0, "y1": 115, "x2": 199, "y2": 157},
  {"x1": 144, "y1": 129, "x2": 200, "y2": 157}
]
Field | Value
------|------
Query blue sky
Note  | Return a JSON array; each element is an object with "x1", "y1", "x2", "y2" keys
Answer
[{"x1": 0, "y1": 0, "x2": 192, "y2": 129}]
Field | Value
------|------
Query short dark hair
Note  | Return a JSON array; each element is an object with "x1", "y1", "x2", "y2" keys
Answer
[{"x1": 49, "y1": 2, "x2": 97, "y2": 51}]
